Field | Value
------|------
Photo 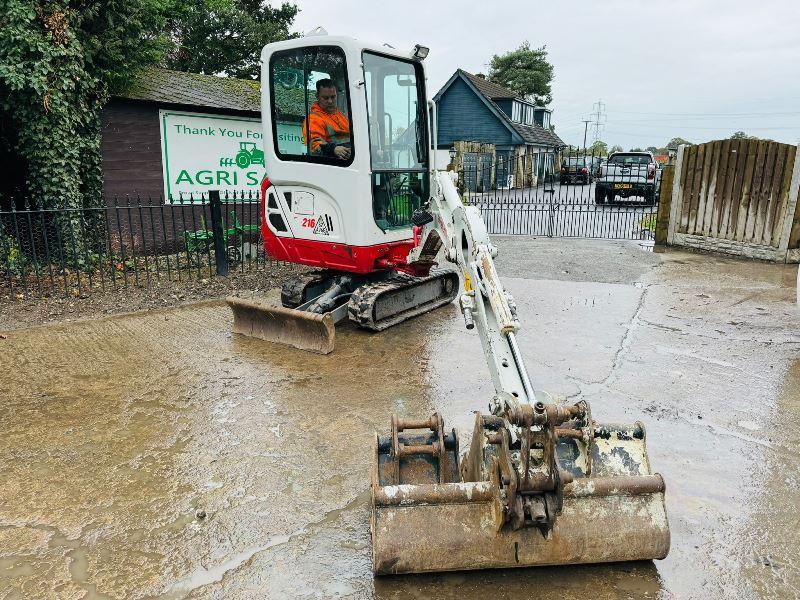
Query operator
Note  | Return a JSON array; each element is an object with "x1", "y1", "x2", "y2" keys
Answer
[{"x1": 302, "y1": 79, "x2": 351, "y2": 160}]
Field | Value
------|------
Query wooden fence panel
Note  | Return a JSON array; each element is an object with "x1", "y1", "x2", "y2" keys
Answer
[
  {"x1": 688, "y1": 144, "x2": 706, "y2": 234},
  {"x1": 717, "y1": 140, "x2": 739, "y2": 238},
  {"x1": 775, "y1": 145, "x2": 797, "y2": 245},
  {"x1": 734, "y1": 140, "x2": 758, "y2": 241},
  {"x1": 763, "y1": 143, "x2": 788, "y2": 245},
  {"x1": 695, "y1": 141, "x2": 712, "y2": 235},
  {"x1": 747, "y1": 143, "x2": 777, "y2": 244},
  {"x1": 703, "y1": 140, "x2": 727, "y2": 236},
  {"x1": 672, "y1": 139, "x2": 800, "y2": 259},
  {"x1": 701, "y1": 141, "x2": 719, "y2": 236},
  {"x1": 790, "y1": 203, "x2": 800, "y2": 249},
  {"x1": 727, "y1": 140, "x2": 748, "y2": 239}
]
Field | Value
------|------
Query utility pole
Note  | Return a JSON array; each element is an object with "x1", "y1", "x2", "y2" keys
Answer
[
  {"x1": 582, "y1": 120, "x2": 591, "y2": 150},
  {"x1": 590, "y1": 100, "x2": 607, "y2": 145}
]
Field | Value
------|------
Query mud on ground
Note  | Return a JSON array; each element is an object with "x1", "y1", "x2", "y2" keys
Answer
[
  {"x1": 0, "y1": 264, "x2": 300, "y2": 331},
  {"x1": 0, "y1": 239, "x2": 798, "y2": 599}
]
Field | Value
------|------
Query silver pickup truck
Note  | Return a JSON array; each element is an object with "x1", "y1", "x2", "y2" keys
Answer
[{"x1": 595, "y1": 151, "x2": 658, "y2": 205}]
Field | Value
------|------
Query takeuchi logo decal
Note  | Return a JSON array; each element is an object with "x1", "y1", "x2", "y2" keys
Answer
[{"x1": 313, "y1": 214, "x2": 334, "y2": 236}]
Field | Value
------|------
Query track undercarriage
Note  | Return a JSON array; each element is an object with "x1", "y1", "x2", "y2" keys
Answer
[{"x1": 227, "y1": 268, "x2": 459, "y2": 353}]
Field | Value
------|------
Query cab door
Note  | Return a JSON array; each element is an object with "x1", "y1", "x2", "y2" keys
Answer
[{"x1": 261, "y1": 43, "x2": 368, "y2": 247}]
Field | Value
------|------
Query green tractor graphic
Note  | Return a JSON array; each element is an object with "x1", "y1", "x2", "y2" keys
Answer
[{"x1": 234, "y1": 141, "x2": 265, "y2": 169}]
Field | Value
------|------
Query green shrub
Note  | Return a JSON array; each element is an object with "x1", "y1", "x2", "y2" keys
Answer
[{"x1": 0, "y1": 233, "x2": 27, "y2": 277}]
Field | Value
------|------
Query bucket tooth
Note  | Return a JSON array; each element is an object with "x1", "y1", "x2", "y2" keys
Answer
[
  {"x1": 227, "y1": 297, "x2": 335, "y2": 354},
  {"x1": 371, "y1": 404, "x2": 670, "y2": 574}
]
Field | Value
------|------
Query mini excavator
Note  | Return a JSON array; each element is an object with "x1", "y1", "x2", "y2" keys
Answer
[{"x1": 227, "y1": 31, "x2": 670, "y2": 574}]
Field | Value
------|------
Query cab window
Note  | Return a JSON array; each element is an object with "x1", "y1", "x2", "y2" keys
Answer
[
  {"x1": 270, "y1": 46, "x2": 353, "y2": 166},
  {"x1": 362, "y1": 51, "x2": 428, "y2": 230}
]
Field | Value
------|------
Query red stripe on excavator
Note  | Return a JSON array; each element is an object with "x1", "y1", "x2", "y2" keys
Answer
[{"x1": 259, "y1": 177, "x2": 423, "y2": 275}]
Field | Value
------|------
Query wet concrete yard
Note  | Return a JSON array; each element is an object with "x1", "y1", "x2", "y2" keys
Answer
[{"x1": 1, "y1": 239, "x2": 799, "y2": 599}]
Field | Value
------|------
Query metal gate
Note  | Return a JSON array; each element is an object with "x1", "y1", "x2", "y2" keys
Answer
[
  {"x1": 495, "y1": 151, "x2": 512, "y2": 188},
  {"x1": 463, "y1": 152, "x2": 493, "y2": 193},
  {"x1": 461, "y1": 150, "x2": 662, "y2": 241}
]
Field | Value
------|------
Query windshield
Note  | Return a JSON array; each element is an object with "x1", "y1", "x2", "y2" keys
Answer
[
  {"x1": 363, "y1": 52, "x2": 427, "y2": 170},
  {"x1": 609, "y1": 154, "x2": 651, "y2": 165},
  {"x1": 270, "y1": 46, "x2": 352, "y2": 166},
  {"x1": 565, "y1": 157, "x2": 588, "y2": 166}
]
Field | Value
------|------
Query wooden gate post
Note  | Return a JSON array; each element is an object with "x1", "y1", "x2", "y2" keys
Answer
[
  {"x1": 667, "y1": 144, "x2": 686, "y2": 245},
  {"x1": 778, "y1": 143, "x2": 800, "y2": 261},
  {"x1": 655, "y1": 165, "x2": 674, "y2": 245}
]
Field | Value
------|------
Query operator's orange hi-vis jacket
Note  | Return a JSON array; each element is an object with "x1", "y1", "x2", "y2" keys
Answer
[{"x1": 302, "y1": 102, "x2": 351, "y2": 156}]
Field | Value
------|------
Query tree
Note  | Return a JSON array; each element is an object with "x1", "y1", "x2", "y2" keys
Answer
[
  {"x1": 667, "y1": 137, "x2": 692, "y2": 147},
  {"x1": 487, "y1": 42, "x2": 554, "y2": 105},
  {"x1": 1, "y1": 0, "x2": 176, "y2": 210},
  {"x1": 588, "y1": 140, "x2": 608, "y2": 156},
  {"x1": 731, "y1": 131, "x2": 757, "y2": 140},
  {"x1": 630, "y1": 147, "x2": 643, "y2": 152},
  {"x1": 646, "y1": 146, "x2": 658, "y2": 153},
  {"x1": 165, "y1": 1, "x2": 298, "y2": 79},
  {"x1": 0, "y1": 0, "x2": 299, "y2": 213},
  {"x1": 610, "y1": 144, "x2": 623, "y2": 154}
]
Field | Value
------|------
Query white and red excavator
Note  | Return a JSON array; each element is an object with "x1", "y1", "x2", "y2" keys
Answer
[{"x1": 227, "y1": 31, "x2": 670, "y2": 574}]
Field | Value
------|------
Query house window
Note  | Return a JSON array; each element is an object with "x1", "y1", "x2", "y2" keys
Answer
[
  {"x1": 514, "y1": 102, "x2": 538, "y2": 126},
  {"x1": 524, "y1": 105, "x2": 534, "y2": 125}
]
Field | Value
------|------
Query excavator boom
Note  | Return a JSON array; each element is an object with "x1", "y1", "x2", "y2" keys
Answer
[{"x1": 370, "y1": 168, "x2": 670, "y2": 574}]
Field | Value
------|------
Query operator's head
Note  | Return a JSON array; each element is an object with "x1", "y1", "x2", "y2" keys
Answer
[{"x1": 316, "y1": 79, "x2": 338, "y2": 113}]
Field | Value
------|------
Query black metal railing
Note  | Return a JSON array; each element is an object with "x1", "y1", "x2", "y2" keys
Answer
[
  {"x1": 455, "y1": 148, "x2": 664, "y2": 240},
  {"x1": 1, "y1": 190, "x2": 283, "y2": 299}
]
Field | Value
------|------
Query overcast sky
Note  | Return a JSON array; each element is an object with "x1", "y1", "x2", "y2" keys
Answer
[{"x1": 291, "y1": 0, "x2": 800, "y2": 150}]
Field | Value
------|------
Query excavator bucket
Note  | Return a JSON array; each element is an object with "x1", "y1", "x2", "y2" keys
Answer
[
  {"x1": 371, "y1": 406, "x2": 670, "y2": 574},
  {"x1": 227, "y1": 297, "x2": 335, "y2": 354}
]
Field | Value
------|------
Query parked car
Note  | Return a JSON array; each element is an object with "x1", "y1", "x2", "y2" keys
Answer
[
  {"x1": 595, "y1": 151, "x2": 658, "y2": 205},
  {"x1": 560, "y1": 156, "x2": 594, "y2": 185}
]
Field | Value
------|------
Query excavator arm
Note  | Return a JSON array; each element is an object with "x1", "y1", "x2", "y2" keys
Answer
[
  {"x1": 369, "y1": 170, "x2": 671, "y2": 575},
  {"x1": 409, "y1": 170, "x2": 536, "y2": 406}
]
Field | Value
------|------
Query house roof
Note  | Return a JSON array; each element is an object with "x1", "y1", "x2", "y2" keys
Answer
[
  {"x1": 117, "y1": 68, "x2": 264, "y2": 114},
  {"x1": 435, "y1": 69, "x2": 565, "y2": 149},
  {"x1": 461, "y1": 71, "x2": 518, "y2": 100},
  {"x1": 509, "y1": 121, "x2": 565, "y2": 147}
]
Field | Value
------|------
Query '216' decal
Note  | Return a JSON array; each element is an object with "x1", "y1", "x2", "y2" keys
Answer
[{"x1": 301, "y1": 214, "x2": 333, "y2": 236}]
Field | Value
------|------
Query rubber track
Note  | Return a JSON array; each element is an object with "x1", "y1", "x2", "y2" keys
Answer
[
  {"x1": 280, "y1": 270, "x2": 336, "y2": 308},
  {"x1": 348, "y1": 270, "x2": 460, "y2": 332}
]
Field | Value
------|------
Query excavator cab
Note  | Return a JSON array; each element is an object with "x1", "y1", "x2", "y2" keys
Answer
[{"x1": 259, "y1": 34, "x2": 431, "y2": 251}]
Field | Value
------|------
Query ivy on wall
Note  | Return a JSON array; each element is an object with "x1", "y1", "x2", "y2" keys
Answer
[{"x1": 0, "y1": 1, "x2": 172, "y2": 208}]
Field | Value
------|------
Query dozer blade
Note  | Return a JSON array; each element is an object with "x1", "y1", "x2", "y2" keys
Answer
[
  {"x1": 227, "y1": 296, "x2": 335, "y2": 354},
  {"x1": 371, "y1": 409, "x2": 670, "y2": 574}
]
